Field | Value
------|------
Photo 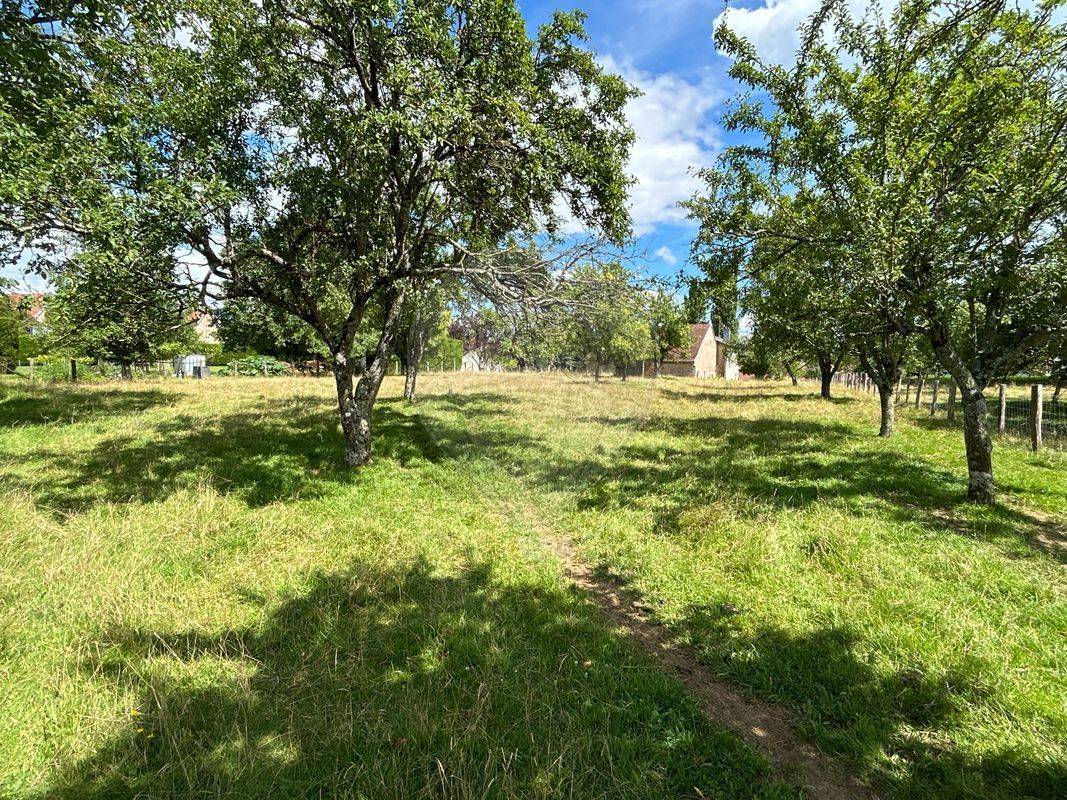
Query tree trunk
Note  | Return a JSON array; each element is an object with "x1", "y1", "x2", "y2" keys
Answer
[
  {"x1": 120, "y1": 362, "x2": 132, "y2": 381},
  {"x1": 402, "y1": 306, "x2": 430, "y2": 403},
  {"x1": 816, "y1": 351, "x2": 839, "y2": 399},
  {"x1": 928, "y1": 326, "x2": 994, "y2": 503},
  {"x1": 960, "y1": 390, "x2": 994, "y2": 503},
  {"x1": 403, "y1": 365, "x2": 418, "y2": 402},
  {"x1": 818, "y1": 361, "x2": 833, "y2": 398},
  {"x1": 877, "y1": 382, "x2": 895, "y2": 437},
  {"x1": 333, "y1": 357, "x2": 371, "y2": 467},
  {"x1": 594, "y1": 360, "x2": 601, "y2": 382},
  {"x1": 653, "y1": 357, "x2": 662, "y2": 378},
  {"x1": 857, "y1": 344, "x2": 903, "y2": 439},
  {"x1": 783, "y1": 361, "x2": 798, "y2": 386},
  {"x1": 332, "y1": 339, "x2": 395, "y2": 468},
  {"x1": 1054, "y1": 382, "x2": 1063, "y2": 402}
]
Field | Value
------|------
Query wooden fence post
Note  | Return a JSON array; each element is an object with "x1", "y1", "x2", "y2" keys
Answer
[
  {"x1": 70, "y1": 358, "x2": 77, "y2": 382},
  {"x1": 946, "y1": 382, "x2": 957, "y2": 421},
  {"x1": 1030, "y1": 384, "x2": 1043, "y2": 451},
  {"x1": 998, "y1": 384, "x2": 1007, "y2": 434},
  {"x1": 930, "y1": 379, "x2": 939, "y2": 414},
  {"x1": 28, "y1": 358, "x2": 34, "y2": 382}
]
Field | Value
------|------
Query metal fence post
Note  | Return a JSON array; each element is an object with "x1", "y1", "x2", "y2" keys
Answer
[
  {"x1": 1030, "y1": 384, "x2": 1043, "y2": 451},
  {"x1": 998, "y1": 384, "x2": 1007, "y2": 434},
  {"x1": 930, "y1": 379, "x2": 939, "y2": 414},
  {"x1": 946, "y1": 382, "x2": 957, "y2": 422}
]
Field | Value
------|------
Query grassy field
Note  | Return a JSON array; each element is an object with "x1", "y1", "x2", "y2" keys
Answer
[{"x1": 0, "y1": 374, "x2": 1063, "y2": 799}]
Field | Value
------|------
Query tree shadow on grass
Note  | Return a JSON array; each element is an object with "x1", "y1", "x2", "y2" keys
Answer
[
  {"x1": 3, "y1": 396, "x2": 452, "y2": 512},
  {"x1": 429, "y1": 408, "x2": 1062, "y2": 562},
  {"x1": 658, "y1": 388, "x2": 860, "y2": 406},
  {"x1": 664, "y1": 604, "x2": 1065, "y2": 800},
  {"x1": 414, "y1": 390, "x2": 520, "y2": 415},
  {"x1": 36, "y1": 558, "x2": 799, "y2": 800},
  {"x1": 514, "y1": 414, "x2": 965, "y2": 521},
  {"x1": 0, "y1": 387, "x2": 176, "y2": 427},
  {"x1": 2, "y1": 390, "x2": 545, "y2": 513}
]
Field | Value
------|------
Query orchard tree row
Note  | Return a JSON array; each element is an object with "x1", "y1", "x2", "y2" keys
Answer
[
  {"x1": 687, "y1": 0, "x2": 1067, "y2": 503},
  {"x1": 449, "y1": 261, "x2": 692, "y2": 384},
  {"x1": 1, "y1": 0, "x2": 637, "y2": 465}
]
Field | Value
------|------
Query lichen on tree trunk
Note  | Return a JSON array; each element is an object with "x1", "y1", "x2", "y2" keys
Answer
[
  {"x1": 928, "y1": 327, "x2": 995, "y2": 504},
  {"x1": 960, "y1": 390, "x2": 995, "y2": 503},
  {"x1": 333, "y1": 357, "x2": 373, "y2": 467},
  {"x1": 332, "y1": 333, "x2": 396, "y2": 468},
  {"x1": 403, "y1": 367, "x2": 418, "y2": 403},
  {"x1": 877, "y1": 383, "x2": 895, "y2": 437}
]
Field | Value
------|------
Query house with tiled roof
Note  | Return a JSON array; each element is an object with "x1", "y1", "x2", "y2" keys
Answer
[
  {"x1": 643, "y1": 323, "x2": 739, "y2": 379},
  {"x1": 5, "y1": 293, "x2": 47, "y2": 335}
]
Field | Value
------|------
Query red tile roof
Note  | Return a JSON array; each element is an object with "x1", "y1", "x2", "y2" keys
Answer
[
  {"x1": 5, "y1": 292, "x2": 46, "y2": 320},
  {"x1": 663, "y1": 323, "x2": 711, "y2": 363}
]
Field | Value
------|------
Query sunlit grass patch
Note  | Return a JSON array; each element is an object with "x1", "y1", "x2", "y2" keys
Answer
[
  {"x1": 1, "y1": 376, "x2": 802, "y2": 799},
  {"x1": 1, "y1": 373, "x2": 1064, "y2": 798},
  {"x1": 414, "y1": 372, "x2": 1066, "y2": 800}
]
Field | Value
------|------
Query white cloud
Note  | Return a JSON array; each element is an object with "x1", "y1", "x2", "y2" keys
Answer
[
  {"x1": 714, "y1": 0, "x2": 872, "y2": 65},
  {"x1": 714, "y1": 0, "x2": 820, "y2": 65},
  {"x1": 655, "y1": 246, "x2": 678, "y2": 265},
  {"x1": 602, "y1": 56, "x2": 723, "y2": 236}
]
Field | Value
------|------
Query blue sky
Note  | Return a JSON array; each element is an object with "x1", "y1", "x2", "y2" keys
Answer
[
  {"x1": 518, "y1": 0, "x2": 817, "y2": 283},
  {"x1": 4, "y1": 0, "x2": 804, "y2": 292}
]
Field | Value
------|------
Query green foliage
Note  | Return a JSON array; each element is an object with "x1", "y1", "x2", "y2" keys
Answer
[
  {"x1": 0, "y1": 296, "x2": 19, "y2": 370},
  {"x1": 229, "y1": 355, "x2": 288, "y2": 376},
  {"x1": 2, "y1": 0, "x2": 635, "y2": 460},
  {"x1": 16, "y1": 332, "x2": 43, "y2": 360},
  {"x1": 646, "y1": 290, "x2": 689, "y2": 374},
  {"x1": 691, "y1": 0, "x2": 1067, "y2": 494},
  {"x1": 27, "y1": 355, "x2": 98, "y2": 382},
  {"x1": 499, "y1": 306, "x2": 569, "y2": 370},
  {"x1": 46, "y1": 243, "x2": 198, "y2": 367},
  {"x1": 216, "y1": 299, "x2": 328, "y2": 364},
  {"x1": 563, "y1": 262, "x2": 651, "y2": 375},
  {"x1": 423, "y1": 335, "x2": 462, "y2": 370}
]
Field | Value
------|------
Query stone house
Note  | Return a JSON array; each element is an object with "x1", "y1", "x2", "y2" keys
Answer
[{"x1": 632, "y1": 323, "x2": 739, "y2": 379}]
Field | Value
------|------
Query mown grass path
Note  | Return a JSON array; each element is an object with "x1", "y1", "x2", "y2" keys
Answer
[
  {"x1": 1, "y1": 374, "x2": 1064, "y2": 799},
  {"x1": 412, "y1": 374, "x2": 1066, "y2": 800}
]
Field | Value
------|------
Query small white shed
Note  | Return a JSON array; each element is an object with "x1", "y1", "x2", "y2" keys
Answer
[{"x1": 173, "y1": 354, "x2": 209, "y2": 378}]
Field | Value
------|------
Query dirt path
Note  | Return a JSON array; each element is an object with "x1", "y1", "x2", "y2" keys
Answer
[
  {"x1": 550, "y1": 536, "x2": 882, "y2": 800},
  {"x1": 413, "y1": 409, "x2": 880, "y2": 798}
]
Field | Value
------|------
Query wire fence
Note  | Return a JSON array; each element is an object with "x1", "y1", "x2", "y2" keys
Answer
[
  {"x1": 835, "y1": 371, "x2": 1065, "y2": 451},
  {"x1": 4, "y1": 355, "x2": 467, "y2": 382}
]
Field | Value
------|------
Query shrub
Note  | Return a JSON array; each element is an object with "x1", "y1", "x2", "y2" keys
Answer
[{"x1": 232, "y1": 355, "x2": 289, "y2": 376}]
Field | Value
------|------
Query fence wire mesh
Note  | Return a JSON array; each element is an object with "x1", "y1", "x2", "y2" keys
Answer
[{"x1": 887, "y1": 375, "x2": 1066, "y2": 450}]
